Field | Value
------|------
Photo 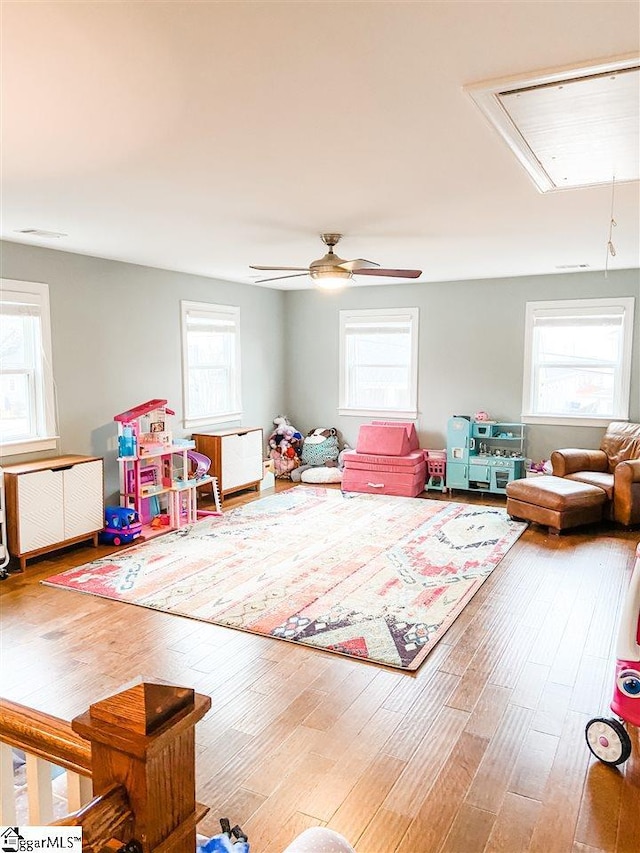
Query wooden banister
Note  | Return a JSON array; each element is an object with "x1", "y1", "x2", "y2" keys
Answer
[
  {"x1": 1, "y1": 683, "x2": 211, "y2": 851},
  {"x1": 51, "y1": 784, "x2": 134, "y2": 852},
  {"x1": 71, "y1": 684, "x2": 211, "y2": 852},
  {"x1": 0, "y1": 698, "x2": 92, "y2": 774}
]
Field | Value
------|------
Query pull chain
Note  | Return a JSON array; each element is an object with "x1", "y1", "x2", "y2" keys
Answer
[{"x1": 605, "y1": 175, "x2": 617, "y2": 279}]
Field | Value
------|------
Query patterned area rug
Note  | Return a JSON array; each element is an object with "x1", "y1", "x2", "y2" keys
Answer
[{"x1": 43, "y1": 487, "x2": 526, "y2": 671}]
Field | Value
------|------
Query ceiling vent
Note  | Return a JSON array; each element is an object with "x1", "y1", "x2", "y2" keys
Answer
[
  {"x1": 465, "y1": 54, "x2": 639, "y2": 192},
  {"x1": 555, "y1": 264, "x2": 591, "y2": 270},
  {"x1": 14, "y1": 228, "x2": 67, "y2": 238}
]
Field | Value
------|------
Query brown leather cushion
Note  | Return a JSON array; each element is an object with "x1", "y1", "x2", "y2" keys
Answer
[
  {"x1": 506, "y1": 475, "x2": 607, "y2": 511},
  {"x1": 565, "y1": 471, "x2": 614, "y2": 501},
  {"x1": 600, "y1": 421, "x2": 640, "y2": 473}
]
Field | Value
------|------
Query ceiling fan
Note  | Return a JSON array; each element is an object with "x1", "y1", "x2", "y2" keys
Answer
[{"x1": 250, "y1": 233, "x2": 422, "y2": 288}]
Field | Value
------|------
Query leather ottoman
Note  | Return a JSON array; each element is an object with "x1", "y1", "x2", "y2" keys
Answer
[{"x1": 506, "y1": 475, "x2": 607, "y2": 534}]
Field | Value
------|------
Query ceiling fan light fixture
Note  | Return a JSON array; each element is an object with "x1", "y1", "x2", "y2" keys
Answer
[
  {"x1": 250, "y1": 233, "x2": 421, "y2": 288},
  {"x1": 310, "y1": 268, "x2": 353, "y2": 289}
]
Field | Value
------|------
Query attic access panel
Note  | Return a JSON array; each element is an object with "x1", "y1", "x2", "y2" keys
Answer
[{"x1": 466, "y1": 55, "x2": 640, "y2": 192}]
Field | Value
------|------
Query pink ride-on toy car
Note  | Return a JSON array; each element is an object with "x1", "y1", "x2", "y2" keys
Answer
[{"x1": 585, "y1": 544, "x2": 640, "y2": 765}]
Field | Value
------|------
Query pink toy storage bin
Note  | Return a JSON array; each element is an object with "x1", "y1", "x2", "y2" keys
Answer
[
  {"x1": 343, "y1": 421, "x2": 425, "y2": 498},
  {"x1": 342, "y1": 449, "x2": 425, "y2": 471},
  {"x1": 342, "y1": 465, "x2": 426, "y2": 498}
]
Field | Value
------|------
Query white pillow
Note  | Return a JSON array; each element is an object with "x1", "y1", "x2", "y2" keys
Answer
[{"x1": 301, "y1": 466, "x2": 343, "y2": 484}]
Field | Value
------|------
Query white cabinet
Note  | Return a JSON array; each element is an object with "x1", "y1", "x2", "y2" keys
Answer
[
  {"x1": 193, "y1": 428, "x2": 263, "y2": 501},
  {"x1": 14, "y1": 467, "x2": 65, "y2": 553},
  {"x1": 221, "y1": 429, "x2": 264, "y2": 492},
  {"x1": 3, "y1": 455, "x2": 104, "y2": 571},
  {"x1": 63, "y1": 460, "x2": 104, "y2": 539}
]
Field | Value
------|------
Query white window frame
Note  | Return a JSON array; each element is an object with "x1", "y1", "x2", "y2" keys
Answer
[
  {"x1": 338, "y1": 307, "x2": 419, "y2": 419},
  {"x1": 181, "y1": 300, "x2": 242, "y2": 429},
  {"x1": 521, "y1": 296, "x2": 635, "y2": 427},
  {"x1": 0, "y1": 279, "x2": 58, "y2": 456}
]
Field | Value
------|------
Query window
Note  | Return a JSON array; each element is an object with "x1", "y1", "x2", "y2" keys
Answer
[
  {"x1": 0, "y1": 279, "x2": 58, "y2": 455},
  {"x1": 339, "y1": 307, "x2": 419, "y2": 418},
  {"x1": 522, "y1": 297, "x2": 635, "y2": 426},
  {"x1": 181, "y1": 301, "x2": 242, "y2": 428}
]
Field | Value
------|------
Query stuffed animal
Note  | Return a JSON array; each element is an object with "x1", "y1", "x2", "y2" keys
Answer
[
  {"x1": 300, "y1": 428, "x2": 340, "y2": 467},
  {"x1": 300, "y1": 443, "x2": 351, "y2": 483},
  {"x1": 267, "y1": 416, "x2": 303, "y2": 479},
  {"x1": 290, "y1": 428, "x2": 342, "y2": 483}
]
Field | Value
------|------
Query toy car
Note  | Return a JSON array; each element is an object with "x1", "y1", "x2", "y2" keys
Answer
[
  {"x1": 585, "y1": 544, "x2": 640, "y2": 765},
  {"x1": 100, "y1": 505, "x2": 143, "y2": 546}
]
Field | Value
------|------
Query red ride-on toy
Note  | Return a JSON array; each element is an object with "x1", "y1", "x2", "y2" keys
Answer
[{"x1": 585, "y1": 543, "x2": 640, "y2": 765}]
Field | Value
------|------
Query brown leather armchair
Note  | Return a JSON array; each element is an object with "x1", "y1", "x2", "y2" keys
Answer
[{"x1": 551, "y1": 421, "x2": 640, "y2": 527}]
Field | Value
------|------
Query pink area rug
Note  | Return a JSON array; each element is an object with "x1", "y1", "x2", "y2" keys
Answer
[{"x1": 43, "y1": 487, "x2": 526, "y2": 671}]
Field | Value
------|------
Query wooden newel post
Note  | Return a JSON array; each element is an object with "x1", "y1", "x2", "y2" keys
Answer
[{"x1": 72, "y1": 683, "x2": 211, "y2": 852}]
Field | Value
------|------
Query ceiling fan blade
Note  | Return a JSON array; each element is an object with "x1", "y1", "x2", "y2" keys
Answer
[
  {"x1": 338, "y1": 258, "x2": 380, "y2": 271},
  {"x1": 352, "y1": 268, "x2": 422, "y2": 279},
  {"x1": 249, "y1": 265, "x2": 310, "y2": 271},
  {"x1": 254, "y1": 272, "x2": 310, "y2": 283}
]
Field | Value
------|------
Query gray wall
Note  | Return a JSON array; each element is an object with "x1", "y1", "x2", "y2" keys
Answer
[
  {"x1": 284, "y1": 269, "x2": 640, "y2": 464},
  {"x1": 1, "y1": 239, "x2": 639, "y2": 494},
  {"x1": 0, "y1": 241, "x2": 286, "y2": 500}
]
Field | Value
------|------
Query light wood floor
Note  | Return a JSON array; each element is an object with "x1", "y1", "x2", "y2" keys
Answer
[{"x1": 1, "y1": 483, "x2": 639, "y2": 853}]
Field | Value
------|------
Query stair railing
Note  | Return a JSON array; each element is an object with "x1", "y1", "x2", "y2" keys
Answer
[
  {"x1": 0, "y1": 682, "x2": 211, "y2": 853},
  {"x1": 0, "y1": 697, "x2": 93, "y2": 824}
]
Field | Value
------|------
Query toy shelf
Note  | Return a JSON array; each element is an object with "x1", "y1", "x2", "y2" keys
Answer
[
  {"x1": 471, "y1": 422, "x2": 525, "y2": 449},
  {"x1": 140, "y1": 485, "x2": 170, "y2": 498},
  {"x1": 172, "y1": 476, "x2": 215, "y2": 491},
  {"x1": 118, "y1": 443, "x2": 194, "y2": 463}
]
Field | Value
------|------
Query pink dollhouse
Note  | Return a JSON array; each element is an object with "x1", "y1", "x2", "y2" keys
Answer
[{"x1": 114, "y1": 399, "x2": 220, "y2": 538}]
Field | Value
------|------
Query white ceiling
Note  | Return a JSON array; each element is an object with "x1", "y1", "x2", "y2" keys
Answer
[{"x1": 1, "y1": 1, "x2": 639, "y2": 290}]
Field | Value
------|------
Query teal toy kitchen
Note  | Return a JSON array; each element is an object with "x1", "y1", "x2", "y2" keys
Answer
[{"x1": 446, "y1": 415, "x2": 526, "y2": 494}]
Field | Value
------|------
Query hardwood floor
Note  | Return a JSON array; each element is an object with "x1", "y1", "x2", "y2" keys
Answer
[{"x1": 1, "y1": 483, "x2": 639, "y2": 852}]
